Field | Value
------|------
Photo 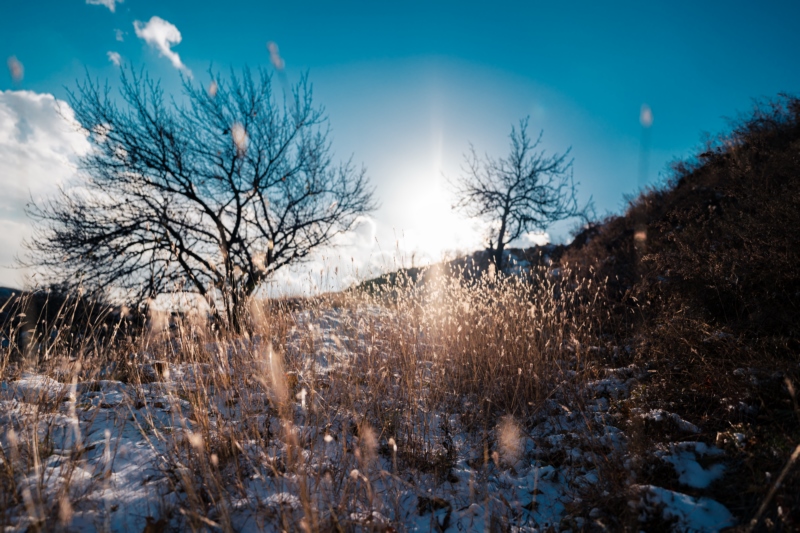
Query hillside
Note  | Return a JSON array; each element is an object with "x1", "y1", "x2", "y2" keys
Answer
[
  {"x1": 561, "y1": 95, "x2": 800, "y2": 528},
  {"x1": 356, "y1": 95, "x2": 800, "y2": 529}
]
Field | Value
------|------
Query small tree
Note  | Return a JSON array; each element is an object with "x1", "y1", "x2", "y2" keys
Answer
[
  {"x1": 27, "y1": 67, "x2": 376, "y2": 331},
  {"x1": 452, "y1": 118, "x2": 589, "y2": 269}
]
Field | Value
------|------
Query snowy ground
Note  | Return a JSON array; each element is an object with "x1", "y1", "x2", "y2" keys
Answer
[{"x1": 0, "y1": 310, "x2": 736, "y2": 532}]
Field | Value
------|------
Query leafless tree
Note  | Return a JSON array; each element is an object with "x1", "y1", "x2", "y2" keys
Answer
[
  {"x1": 26, "y1": 67, "x2": 376, "y2": 331},
  {"x1": 452, "y1": 118, "x2": 589, "y2": 270}
]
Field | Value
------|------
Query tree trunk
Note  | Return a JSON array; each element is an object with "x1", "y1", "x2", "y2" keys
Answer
[
  {"x1": 227, "y1": 288, "x2": 247, "y2": 335},
  {"x1": 494, "y1": 208, "x2": 509, "y2": 271},
  {"x1": 493, "y1": 242, "x2": 505, "y2": 272}
]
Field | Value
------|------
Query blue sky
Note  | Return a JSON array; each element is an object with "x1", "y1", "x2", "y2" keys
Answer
[{"x1": 1, "y1": 0, "x2": 799, "y2": 290}]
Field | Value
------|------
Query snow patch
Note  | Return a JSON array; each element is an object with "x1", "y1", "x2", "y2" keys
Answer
[
  {"x1": 633, "y1": 484, "x2": 735, "y2": 532},
  {"x1": 657, "y1": 442, "x2": 726, "y2": 489}
]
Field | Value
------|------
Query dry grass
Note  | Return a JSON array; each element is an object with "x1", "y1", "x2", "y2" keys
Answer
[
  {"x1": 2, "y1": 95, "x2": 797, "y2": 532},
  {"x1": 0, "y1": 264, "x2": 613, "y2": 531},
  {"x1": 562, "y1": 94, "x2": 800, "y2": 531}
]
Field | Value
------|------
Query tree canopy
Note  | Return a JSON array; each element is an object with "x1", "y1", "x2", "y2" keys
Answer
[
  {"x1": 27, "y1": 67, "x2": 376, "y2": 329},
  {"x1": 452, "y1": 118, "x2": 589, "y2": 269}
]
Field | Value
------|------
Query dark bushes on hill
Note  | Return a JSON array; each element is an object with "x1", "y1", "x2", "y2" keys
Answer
[{"x1": 563, "y1": 95, "x2": 800, "y2": 529}]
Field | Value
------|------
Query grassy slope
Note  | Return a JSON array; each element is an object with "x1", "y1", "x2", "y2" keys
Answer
[{"x1": 561, "y1": 95, "x2": 800, "y2": 529}]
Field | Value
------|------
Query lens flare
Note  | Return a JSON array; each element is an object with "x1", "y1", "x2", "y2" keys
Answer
[
  {"x1": 7, "y1": 56, "x2": 23, "y2": 82},
  {"x1": 267, "y1": 41, "x2": 285, "y2": 71},
  {"x1": 640, "y1": 104, "x2": 653, "y2": 128}
]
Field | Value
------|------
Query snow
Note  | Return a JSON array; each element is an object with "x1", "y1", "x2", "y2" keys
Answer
[
  {"x1": 633, "y1": 484, "x2": 735, "y2": 532},
  {"x1": 0, "y1": 308, "x2": 738, "y2": 531},
  {"x1": 635, "y1": 408, "x2": 701, "y2": 434},
  {"x1": 657, "y1": 442, "x2": 726, "y2": 489},
  {"x1": 6, "y1": 372, "x2": 64, "y2": 401},
  {"x1": 0, "y1": 378, "x2": 175, "y2": 532}
]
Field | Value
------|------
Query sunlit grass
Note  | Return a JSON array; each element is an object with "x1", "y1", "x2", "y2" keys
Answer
[{"x1": 0, "y1": 264, "x2": 611, "y2": 531}]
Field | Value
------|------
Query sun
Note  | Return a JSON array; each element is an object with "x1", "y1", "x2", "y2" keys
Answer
[{"x1": 402, "y1": 175, "x2": 482, "y2": 265}]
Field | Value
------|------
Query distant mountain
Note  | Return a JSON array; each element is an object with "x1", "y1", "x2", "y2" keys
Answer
[{"x1": 0, "y1": 287, "x2": 22, "y2": 300}]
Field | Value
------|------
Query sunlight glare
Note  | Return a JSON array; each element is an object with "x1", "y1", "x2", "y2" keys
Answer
[
  {"x1": 403, "y1": 178, "x2": 479, "y2": 264},
  {"x1": 398, "y1": 116, "x2": 483, "y2": 265}
]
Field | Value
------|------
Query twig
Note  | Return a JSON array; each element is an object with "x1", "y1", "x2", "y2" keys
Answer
[{"x1": 746, "y1": 444, "x2": 800, "y2": 532}]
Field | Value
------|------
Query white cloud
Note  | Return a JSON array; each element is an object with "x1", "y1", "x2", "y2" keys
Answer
[
  {"x1": 107, "y1": 51, "x2": 122, "y2": 66},
  {"x1": 115, "y1": 29, "x2": 125, "y2": 42},
  {"x1": 516, "y1": 231, "x2": 551, "y2": 248},
  {"x1": 0, "y1": 91, "x2": 90, "y2": 288},
  {"x1": 133, "y1": 16, "x2": 189, "y2": 73},
  {"x1": 264, "y1": 214, "x2": 457, "y2": 297},
  {"x1": 86, "y1": 0, "x2": 122, "y2": 13}
]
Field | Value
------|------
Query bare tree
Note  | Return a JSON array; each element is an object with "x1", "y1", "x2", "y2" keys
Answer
[
  {"x1": 452, "y1": 118, "x2": 589, "y2": 270},
  {"x1": 26, "y1": 67, "x2": 376, "y2": 331}
]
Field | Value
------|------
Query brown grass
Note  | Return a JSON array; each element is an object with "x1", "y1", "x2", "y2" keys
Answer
[
  {"x1": 562, "y1": 94, "x2": 800, "y2": 530},
  {"x1": 1, "y1": 94, "x2": 797, "y2": 532},
  {"x1": 0, "y1": 263, "x2": 608, "y2": 531}
]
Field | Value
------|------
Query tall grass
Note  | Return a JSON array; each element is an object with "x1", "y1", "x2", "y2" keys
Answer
[{"x1": 0, "y1": 264, "x2": 607, "y2": 531}]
